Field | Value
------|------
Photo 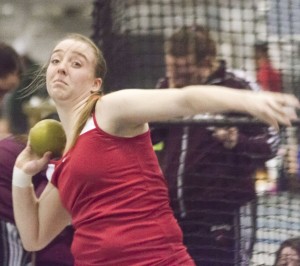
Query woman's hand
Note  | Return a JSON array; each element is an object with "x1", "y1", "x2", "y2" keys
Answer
[
  {"x1": 244, "y1": 92, "x2": 299, "y2": 130},
  {"x1": 15, "y1": 144, "x2": 52, "y2": 176}
]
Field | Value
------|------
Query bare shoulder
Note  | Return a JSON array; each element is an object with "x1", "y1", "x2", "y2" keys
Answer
[{"x1": 95, "y1": 90, "x2": 150, "y2": 137}]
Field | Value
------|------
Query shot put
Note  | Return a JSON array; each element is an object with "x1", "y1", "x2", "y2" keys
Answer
[{"x1": 29, "y1": 119, "x2": 66, "y2": 158}]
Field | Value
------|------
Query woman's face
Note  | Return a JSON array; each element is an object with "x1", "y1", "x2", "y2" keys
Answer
[
  {"x1": 46, "y1": 38, "x2": 101, "y2": 104},
  {"x1": 277, "y1": 247, "x2": 300, "y2": 266}
]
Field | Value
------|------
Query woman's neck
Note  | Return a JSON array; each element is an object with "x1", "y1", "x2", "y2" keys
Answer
[{"x1": 55, "y1": 99, "x2": 87, "y2": 152}]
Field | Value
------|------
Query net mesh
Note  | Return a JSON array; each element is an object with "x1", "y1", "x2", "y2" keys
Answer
[
  {"x1": 92, "y1": 1, "x2": 300, "y2": 265},
  {"x1": 150, "y1": 119, "x2": 300, "y2": 265},
  {"x1": 92, "y1": 0, "x2": 300, "y2": 94}
]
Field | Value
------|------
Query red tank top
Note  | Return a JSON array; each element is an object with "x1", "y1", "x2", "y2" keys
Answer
[{"x1": 51, "y1": 115, "x2": 195, "y2": 266}]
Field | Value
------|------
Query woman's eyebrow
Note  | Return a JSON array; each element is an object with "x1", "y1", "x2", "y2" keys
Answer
[
  {"x1": 51, "y1": 49, "x2": 88, "y2": 62},
  {"x1": 72, "y1": 51, "x2": 88, "y2": 61}
]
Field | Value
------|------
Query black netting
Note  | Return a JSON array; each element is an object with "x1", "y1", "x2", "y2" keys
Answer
[
  {"x1": 92, "y1": 1, "x2": 300, "y2": 265},
  {"x1": 150, "y1": 119, "x2": 300, "y2": 266},
  {"x1": 92, "y1": 0, "x2": 300, "y2": 95}
]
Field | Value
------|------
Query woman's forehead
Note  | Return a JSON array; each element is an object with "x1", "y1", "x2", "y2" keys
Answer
[{"x1": 52, "y1": 39, "x2": 93, "y2": 58}]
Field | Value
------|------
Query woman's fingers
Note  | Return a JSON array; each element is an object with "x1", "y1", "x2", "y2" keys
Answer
[
  {"x1": 280, "y1": 93, "x2": 300, "y2": 109},
  {"x1": 266, "y1": 98, "x2": 292, "y2": 127},
  {"x1": 251, "y1": 92, "x2": 299, "y2": 129},
  {"x1": 15, "y1": 145, "x2": 51, "y2": 175},
  {"x1": 265, "y1": 91, "x2": 299, "y2": 107},
  {"x1": 25, "y1": 152, "x2": 51, "y2": 175}
]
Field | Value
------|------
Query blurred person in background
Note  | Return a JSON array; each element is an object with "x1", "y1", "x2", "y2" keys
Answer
[
  {"x1": 0, "y1": 42, "x2": 22, "y2": 139},
  {"x1": 6, "y1": 54, "x2": 49, "y2": 136},
  {"x1": 0, "y1": 111, "x2": 74, "y2": 266},
  {"x1": 274, "y1": 237, "x2": 300, "y2": 266},
  {"x1": 152, "y1": 25, "x2": 280, "y2": 265},
  {"x1": 0, "y1": 132, "x2": 30, "y2": 265},
  {"x1": 0, "y1": 43, "x2": 22, "y2": 104},
  {"x1": 254, "y1": 41, "x2": 283, "y2": 93}
]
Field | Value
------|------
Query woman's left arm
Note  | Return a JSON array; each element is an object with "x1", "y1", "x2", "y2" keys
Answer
[{"x1": 95, "y1": 86, "x2": 299, "y2": 137}]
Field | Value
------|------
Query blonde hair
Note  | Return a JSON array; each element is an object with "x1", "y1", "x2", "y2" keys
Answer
[
  {"x1": 70, "y1": 90, "x2": 103, "y2": 149},
  {"x1": 22, "y1": 33, "x2": 107, "y2": 150}
]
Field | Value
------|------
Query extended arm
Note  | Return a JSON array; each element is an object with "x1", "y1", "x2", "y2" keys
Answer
[{"x1": 96, "y1": 85, "x2": 299, "y2": 137}]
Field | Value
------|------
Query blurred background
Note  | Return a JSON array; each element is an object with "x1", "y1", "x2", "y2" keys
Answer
[
  {"x1": 0, "y1": 0, "x2": 94, "y2": 63},
  {"x1": 1, "y1": 0, "x2": 299, "y2": 93},
  {"x1": 92, "y1": 0, "x2": 300, "y2": 94}
]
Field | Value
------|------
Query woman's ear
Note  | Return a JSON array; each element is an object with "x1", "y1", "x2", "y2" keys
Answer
[{"x1": 92, "y1": 78, "x2": 102, "y2": 91}]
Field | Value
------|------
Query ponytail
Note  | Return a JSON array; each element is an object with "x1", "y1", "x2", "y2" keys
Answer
[{"x1": 69, "y1": 90, "x2": 103, "y2": 149}]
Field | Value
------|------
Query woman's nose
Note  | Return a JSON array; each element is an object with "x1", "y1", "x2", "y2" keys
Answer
[{"x1": 57, "y1": 62, "x2": 67, "y2": 75}]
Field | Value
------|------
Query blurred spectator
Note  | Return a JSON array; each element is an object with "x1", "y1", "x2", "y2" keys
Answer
[
  {"x1": 0, "y1": 42, "x2": 23, "y2": 139},
  {"x1": 0, "y1": 43, "x2": 22, "y2": 104},
  {"x1": 274, "y1": 237, "x2": 300, "y2": 266},
  {"x1": 152, "y1": 25, "x2": 279, "y2": 266},
  {"x1": 0, "y1": 134, "x2": 31, "y2": 265},
  {"x1": 6, "y1": 54, "x2": 48, "y2": 136},
  {"x1": 254, "y1": 41, "x2": 283, "y2": 93},
  {"x1": 0, "y1": 112, "x2": 74, "y2": 266}
]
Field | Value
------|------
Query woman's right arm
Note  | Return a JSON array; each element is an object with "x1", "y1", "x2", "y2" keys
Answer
[{"x1": 12, "y1": 146, "x2": 71, "y2": 251}]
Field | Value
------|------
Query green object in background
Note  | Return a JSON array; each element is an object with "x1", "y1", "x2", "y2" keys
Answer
[{"x1": 153, "y1": 141, "x2": 164, "y2": 151}]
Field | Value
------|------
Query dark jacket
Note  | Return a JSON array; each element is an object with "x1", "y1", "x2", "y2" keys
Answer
[
  {"x1": 152, "y1": 61, "x2": 278, "y2": 218},
  {"x1": 0, "y1": 136, "x2": 26, "y2": 223}
]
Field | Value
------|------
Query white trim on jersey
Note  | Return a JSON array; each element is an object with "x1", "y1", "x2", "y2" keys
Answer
[{"x1": 80, "y1": 117, "x2": 96, "y2": 135}]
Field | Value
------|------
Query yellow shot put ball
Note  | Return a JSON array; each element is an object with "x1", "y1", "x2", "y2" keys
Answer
[{"x1": 29, "y1": 119, "x2": 66, "y2": 158}]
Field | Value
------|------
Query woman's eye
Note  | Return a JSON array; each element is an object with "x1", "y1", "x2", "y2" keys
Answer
[
  {"x1": 51, "y1": 58, "x2": 60, "y2": 64},
  {"x1": 72, "y1": 61, "x2": 82, "y2": 67}
]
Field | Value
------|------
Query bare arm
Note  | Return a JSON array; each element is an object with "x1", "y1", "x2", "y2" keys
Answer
[
  {"x1": 12, "y1": 146, "x2": 71, "y2": 251},
  {"x1": 96, "y1": 85, "x2": 299, "y2": 136}
]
